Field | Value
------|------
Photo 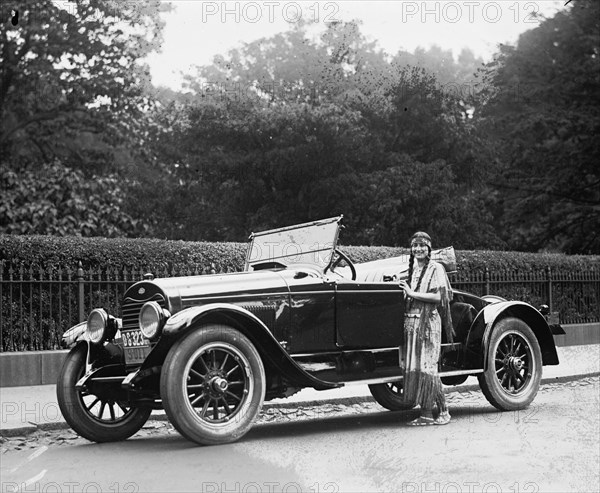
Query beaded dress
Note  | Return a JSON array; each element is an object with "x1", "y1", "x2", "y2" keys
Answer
[{"x1": 401, "y1": 260, "x2": 454, "y2": 409}]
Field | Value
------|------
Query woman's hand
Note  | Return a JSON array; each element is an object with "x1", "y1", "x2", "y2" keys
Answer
[
  {"x1": 399, "y1": 280, "x2": 441, "y2": 304},
  {"x1": 399, "y1": 280, "x2": 414, "y2": 298}
]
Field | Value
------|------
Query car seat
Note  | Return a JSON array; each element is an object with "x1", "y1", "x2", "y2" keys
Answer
[{"x1": 450, "y1": 302, "x2": 477, "y2": 343}]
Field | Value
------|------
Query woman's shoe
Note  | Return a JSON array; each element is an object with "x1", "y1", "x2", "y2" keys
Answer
[{"x1": 434, "y1": 411, "x2": 451, "y2": 425}]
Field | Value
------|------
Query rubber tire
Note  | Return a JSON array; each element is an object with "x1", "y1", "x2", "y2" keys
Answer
[
  {"x1": 478, "y1": 317, "x2": 542, "y2": 411},
  {"x1": 369, "y1": 381, "x2": 416, "y2": 411},
  {"x1": 56, "y1": 344, "x2": 151, "y2": 442},
  {"x1": 160, "y1": 325, "x2": 266, "y2": 446}
]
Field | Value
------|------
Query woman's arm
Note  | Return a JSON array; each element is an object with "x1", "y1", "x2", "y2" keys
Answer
[{"x1": 398, "y1": 280, "x2": 441, "y2": 303}]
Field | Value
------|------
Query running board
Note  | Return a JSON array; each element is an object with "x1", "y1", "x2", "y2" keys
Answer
[
  {"x1": 343, "y1": 375, "x2": 403, "y2": 386},
  {"x1": 297, "y1": 362, "x2": 336, "y2": 372},
  {"x1": 440, "y1": 369, "x2": 484, "y2": 376},
  {"x1": 441, "y1": 343, "x2": 462, "y2": 350},
  {"x1": 337, "y1": 369, "x2": 484, "y2": 387}
]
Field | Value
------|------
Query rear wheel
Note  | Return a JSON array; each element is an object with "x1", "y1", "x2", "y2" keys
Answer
[
  {"x1": 478, "y1": 317, "x2": 542, "y2": 411},
  {"x1": 160, "y1": 325, "x2": 265, "y2": 445},
  {"x1": 56, "y1": 344, "x2": 151, "y2": 442},
  {"x1": 369, "y1": 381, "x2": 415, "y2": 411}
]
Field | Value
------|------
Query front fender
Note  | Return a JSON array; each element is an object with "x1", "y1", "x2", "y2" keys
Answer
[
  {"x1": 161, "y1": 303, "x2": 340, "y2": 390},
  {"x1": 162, "y1": 304, "x2": 269, "y2": 336},
  {"x1": 480, "y1": 301, "x2": 559, "y2": 367},
  {"x1": 62, "y1": 321, "x2": 88, "y2": 347},
  {"x1": 61, "y1": 339, "x2": 124, "y2": 379},
  {"x1": 62, "y1": 319, "x2": 123, "y2": 347}
]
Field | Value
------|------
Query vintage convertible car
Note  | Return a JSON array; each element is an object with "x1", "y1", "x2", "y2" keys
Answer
[{"x1": 57, "y1": 216, "x2": 560, "y2": 445}]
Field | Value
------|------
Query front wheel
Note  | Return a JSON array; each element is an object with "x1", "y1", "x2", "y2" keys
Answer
[
  {"x1": 56, "y1": 344, "x2": 151, "y2": 442},
  {"x1": 369, "y1": 381, "x2": 415, "y2": 411},
  {"x1": 160, "y1": 325, "x2": 266, "y2": 446},
  {"x1": 478, "y1": 317, "x2": 542, "y2": 411}
]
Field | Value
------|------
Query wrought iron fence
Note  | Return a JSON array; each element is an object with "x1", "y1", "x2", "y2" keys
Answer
[
  {"x1": 450, "y1": 267, "x2": 600, "y2": 325},
  {"x1": 1, "y1": 262, "x2": 598, "y2": 351}
]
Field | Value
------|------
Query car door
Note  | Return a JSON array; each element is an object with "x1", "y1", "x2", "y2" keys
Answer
[
  {"x1": 335, "y1": 280, "x2": 404, "y2": 349},
  {"x1": 286, "y1": 273, "x2": 337, "y2": 354}
]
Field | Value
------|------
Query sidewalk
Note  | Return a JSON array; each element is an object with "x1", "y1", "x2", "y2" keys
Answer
[{"x1": 1, "y1": 344, "x2": 598, "y2": 437}]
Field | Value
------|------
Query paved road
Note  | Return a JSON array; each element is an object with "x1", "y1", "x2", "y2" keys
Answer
[{"x1": 1, "y1": 377, "x2": 598, "y2": 493}]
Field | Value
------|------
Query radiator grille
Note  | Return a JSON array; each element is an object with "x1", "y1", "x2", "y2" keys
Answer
[{"x1": 122, "y1": 293, "x2": 166, "y2": 331}]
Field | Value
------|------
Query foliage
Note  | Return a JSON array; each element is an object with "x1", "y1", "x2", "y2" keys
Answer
[
  {"x1": 392, "y1": 45, "x2": 484, "y2": 88},
  {"x1": 185, "y1": 20, "x2": 390, "y2": 105},
  {"x1": 0, "y1": 160, "x2": 147, "y2": 236},
  {"x1": 147, "y1": 47, "x2": 500, "y2": 248},
  {"x1": 0, "y1": 0, "x2": 166, "y2": 236},
  {"x1": 186, "y1": 20, "x2": 483, "y2": 106},
  {"x1": 1, "y1": 0, "x2": 166, "y2": 166},
  {"x1": 1, "y1": 290, "x2": 64, "y2": 351},
  {"x1": 0, "y1": 234, "x2": 247, "y2": 274},
  {"x1": 1, "y1": 5, "x2": 597, "y2": 254},
  {"x1": 477, "y1": 1, "x2": 600, "y2": 253},
  {"x1": 1, "y1": 233, "x2": 597, "y2": 275}
]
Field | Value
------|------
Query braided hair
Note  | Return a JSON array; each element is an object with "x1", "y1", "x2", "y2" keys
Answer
[{"x1": 405, "y1": 249, "x2": 431, "y2": 311}]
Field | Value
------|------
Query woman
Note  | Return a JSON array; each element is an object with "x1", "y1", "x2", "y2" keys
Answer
[{"x1": 399, "y1": 231, "x2": 454, "y2": 426}]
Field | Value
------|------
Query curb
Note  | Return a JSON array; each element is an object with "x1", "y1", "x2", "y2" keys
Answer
[{"x1": 1, "y1": 371, "x2": 598, "y2": 438}]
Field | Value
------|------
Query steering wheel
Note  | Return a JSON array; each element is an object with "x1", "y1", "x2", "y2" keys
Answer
[{"x1": 325, "y1": 249, "x2": 357, "y2": 281}]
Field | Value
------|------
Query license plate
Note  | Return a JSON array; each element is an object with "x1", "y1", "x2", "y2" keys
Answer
[
  {"x1": 122, "y1": 330, "x2": 148, "y2": 347},
  {"x1": 121, "y1": 330, "x2": 151, "y2": 365},
  {"x1": 124, "y1": 346, "x2": 151, "y2": 365}
]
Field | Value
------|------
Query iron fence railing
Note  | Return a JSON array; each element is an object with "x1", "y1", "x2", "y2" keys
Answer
[
  {"x1": 450, "y1": 267, "x2": 600, "y2": 325},
  {"x1": 1, "y1": 262, "x2": 598, "y2": 351}
]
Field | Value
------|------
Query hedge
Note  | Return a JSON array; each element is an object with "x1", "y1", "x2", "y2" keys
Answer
[
  {"x1": 0, "y1": 235, "x2": 246, "y2": 274},
  {"x1": 1, "y1": 234, "x2": 599, "y2": 274},
  {"x1": 1, "y1": 235, "x2": 598, "y2": 351},
  {"x1": 343, "y1": 245, "x2": 600, "y2": 273}
]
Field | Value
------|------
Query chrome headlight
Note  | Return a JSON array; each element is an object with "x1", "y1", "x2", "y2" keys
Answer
[
  {"x1": 87, "y1": 309, "x2": 109, "y2": 344},
  {"x1": 139, "y1": 301, "x2": 169, "y2": 340}
]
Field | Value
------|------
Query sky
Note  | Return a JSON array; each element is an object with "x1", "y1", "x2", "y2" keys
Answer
[{"x1": 145, "y1": 0, "x2": 567, "y2": 90}]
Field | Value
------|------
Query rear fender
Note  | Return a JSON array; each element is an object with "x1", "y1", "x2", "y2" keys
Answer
[
  {"x1": 469, "y1": 301, "x2": 559, "y2": 369},
  {"x1": 162, "y1": 304, "x2": 340, "y2": 390}
]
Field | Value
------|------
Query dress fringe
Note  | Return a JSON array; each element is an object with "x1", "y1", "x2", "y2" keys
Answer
[{"x1": 404, "y1": 371, "x2": 442, "y2": 410}]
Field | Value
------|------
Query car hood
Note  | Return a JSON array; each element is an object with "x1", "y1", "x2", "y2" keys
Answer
[{"x1": 127, "y1": 270, "x2": 291, "y2": 314}]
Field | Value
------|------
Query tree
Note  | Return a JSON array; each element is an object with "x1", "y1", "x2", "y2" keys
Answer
[
  {"x1": 147, "y1": 21, "x2": 500, "y2": 248},
  {"x1": 392, "y1": 45, "x2": 482, "y2": 86},
  {"x1": 137, "y1": 96, "x2": 377, "y2": 241},
  {"x1": 478, "y1": 1, "x2": 600, "y2": 253},
  {"x1": 183, "y1": 20, "x2": 389, "y2": 106},
  {"x1": 344, "y1": 69, "x2": 502, "y2": 247},
  {"x1": 0, "y1": 161, "x2": 145, "y2": 236},
  {"x1": 1, "y1": 0, "x2": 166, "y2": 165},
  {"x1": 1, "y1": 0, "x2": 167, "y2": 236}
]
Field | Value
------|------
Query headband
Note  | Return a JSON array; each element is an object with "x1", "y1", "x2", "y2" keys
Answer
[{"x1": 410, "y1": 231, "x2": 432, "y2": 248}]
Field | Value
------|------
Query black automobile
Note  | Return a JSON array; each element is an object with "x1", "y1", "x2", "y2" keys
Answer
[{"x1": 57, "y1": 216, "x2": 560, "y2": 445}]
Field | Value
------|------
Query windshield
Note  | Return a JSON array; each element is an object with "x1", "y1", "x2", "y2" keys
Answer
[{"x1": 245, "y1": 216, "x2": 342, "y2": 272}]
